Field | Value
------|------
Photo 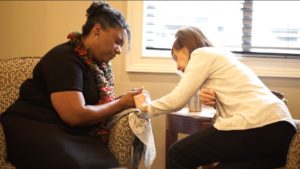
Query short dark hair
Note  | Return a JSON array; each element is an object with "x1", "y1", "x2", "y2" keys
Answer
[
  {"x1": 171, "y1": 26, "x2": 213, "y2": 57},
  {"x1": 82, "y1": 1, "x2": 131, "y2": 44}
]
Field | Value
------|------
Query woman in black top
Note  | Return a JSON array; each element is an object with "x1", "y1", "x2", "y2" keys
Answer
[{"x1": 0, "y1": 2, "x2": 141, "y2": 169}]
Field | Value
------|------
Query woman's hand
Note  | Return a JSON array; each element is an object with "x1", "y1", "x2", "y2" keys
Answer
[
  {"x1": 118, "y1": 88, "x2": 144, "y2": 109},
  {"x1": 199, "y1": 88, "x2": 216, "y2": 107},
  {"x1": 134, "y1": 90, "x2": 152, "y2": 110}
]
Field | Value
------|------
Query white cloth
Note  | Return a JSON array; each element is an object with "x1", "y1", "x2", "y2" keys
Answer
[
  {"x1": 129, "y1": 112, "x2": 156, "y2": 169},
  {"x1": 147, "y1": 47, "x2": 296, "y2": 130}
]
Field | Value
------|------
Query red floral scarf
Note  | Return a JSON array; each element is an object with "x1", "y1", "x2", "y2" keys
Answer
[
  {"x1": 67, "y1": 32, "x2": 115, "y2": 104},
  {"x1": 67, "y1": 32, "x2": 115, "y2": 141}
]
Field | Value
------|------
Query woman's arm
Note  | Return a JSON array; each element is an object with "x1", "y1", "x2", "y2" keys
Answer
[
  {"x1": 138, "y1": 88, "x2": 217, "y2": 114},
  {"x1": 50, "y1": 89, "x2": 142, "y2": 126},
  {"x1": 147, "y1": 49, "x2": 216, "y2": 116}
]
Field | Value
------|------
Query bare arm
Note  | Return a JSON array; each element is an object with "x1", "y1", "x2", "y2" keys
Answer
[{"x1": 51, "y1": 89, "x2": 142, "y2": 126}]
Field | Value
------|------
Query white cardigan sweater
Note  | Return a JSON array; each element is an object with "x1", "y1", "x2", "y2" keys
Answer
[{"x1": 146, "y1": 47, "x2": 295, "y2": 130}]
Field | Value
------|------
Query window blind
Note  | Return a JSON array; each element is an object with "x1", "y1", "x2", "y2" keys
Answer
[
  {"x1": 142, "y1": 1, "x2": 300, "y2": 57},
  {"x1": 242, "y1": 0, "x2": 252, "y2": 52}
]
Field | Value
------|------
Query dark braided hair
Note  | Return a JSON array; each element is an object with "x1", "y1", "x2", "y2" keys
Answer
[{"x1": 82, "y1": 1, "x2": 131, "y2": 45}]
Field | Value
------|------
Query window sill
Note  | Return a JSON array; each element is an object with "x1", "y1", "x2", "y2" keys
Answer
[{"x1": 236, "y1": 55, "x2": 300, "y2": 78}]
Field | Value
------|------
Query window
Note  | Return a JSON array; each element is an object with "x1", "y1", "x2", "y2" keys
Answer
[
  {"x1": 143, "y1": 1, "x2": 242, "y2": 56},
  {"x1": 126, "y1": 1, "x2": 300, "y2": 78},
  {"x1": 251, "y1": 1, "x2": 300, "y2": 54},
  {"x1": 143, "y1": 1, "x2": 300, "y2": 56}
]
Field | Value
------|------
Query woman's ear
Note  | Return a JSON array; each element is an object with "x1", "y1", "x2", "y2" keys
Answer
[
  {"x1": 182, "y1": 47, "x2": 190, "y2": 59},
  {"x1": 92, "y1": 23, "x2": 102, "y2": 37}
]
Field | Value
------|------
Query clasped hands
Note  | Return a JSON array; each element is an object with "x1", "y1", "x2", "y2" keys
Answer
[
  {"x1": 130, "y1": 88, "x2": 217, "y2": 111},
  {"x1": 115, "y1": 87, "x2": 150, "y2": 110}
]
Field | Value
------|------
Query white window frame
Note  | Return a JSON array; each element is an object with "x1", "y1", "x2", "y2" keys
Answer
[{"x1": 125, "y1": 1, "x2": 300, "y2": 78}]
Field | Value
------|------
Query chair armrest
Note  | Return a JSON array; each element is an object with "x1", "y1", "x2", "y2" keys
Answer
[
  {"x1": 285, "y1": 119, "x2": 300, "y2": 169},
  {"x1": 108, "y1": 114, "x2": 136, "y2": 168},
  {"x1": 0, "y1": 123, "x2": 16, "y2": 169},
  {"x1": 285, "y1": 131, "x2": 300, "y2": 169}
]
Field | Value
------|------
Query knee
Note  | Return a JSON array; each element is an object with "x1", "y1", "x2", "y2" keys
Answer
[
  {"x1": 167, "y1": 145, "x2": 199, "y2": 169},
  {"x1": 167, "y1": 144, "x2": 186, "y2": 163}
]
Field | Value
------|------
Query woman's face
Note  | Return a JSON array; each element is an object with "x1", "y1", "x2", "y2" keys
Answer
[
  {"x1": 91, "y1": 26, "x2": 126, "y2": 63},
  {"x1": 172, "y1": 47, "x2": 190, "y2": 72}
]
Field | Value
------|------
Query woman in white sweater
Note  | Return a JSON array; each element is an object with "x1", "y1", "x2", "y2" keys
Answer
[{"x1": 138, "y1": 26, "x2": 296, "y2": 169}]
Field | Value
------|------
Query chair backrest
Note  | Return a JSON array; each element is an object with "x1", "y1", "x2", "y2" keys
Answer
[
  {"x1": 0, "y1": 56, "x2": 41, "y2": 113},
  {"x1": 271, "y1": 90, "x2": 288, "y2": 105}
]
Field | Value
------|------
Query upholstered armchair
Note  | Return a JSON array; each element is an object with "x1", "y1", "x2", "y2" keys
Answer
[{"x1": 0, "y1": 57, "x2": 136, "y2": 169}]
